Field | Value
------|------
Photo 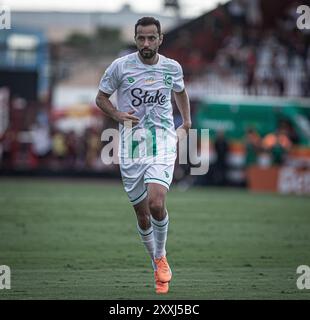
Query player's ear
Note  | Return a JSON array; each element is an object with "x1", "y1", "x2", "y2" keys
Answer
[{"x1": 159, "y1": 33, "x2": 163, "y2": 45}]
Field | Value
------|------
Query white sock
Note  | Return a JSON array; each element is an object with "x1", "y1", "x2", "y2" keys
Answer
[
  {"x1": 151, "y1": 212, "x2": 169, "y2": 259},
  {"x1": 137, "y1": 223, "x2": 156, "y2": 270}
]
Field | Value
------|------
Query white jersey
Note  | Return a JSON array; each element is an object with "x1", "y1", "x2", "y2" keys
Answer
[{"x1": 98, "y1": 52, "x2": 185, "y2": 160}]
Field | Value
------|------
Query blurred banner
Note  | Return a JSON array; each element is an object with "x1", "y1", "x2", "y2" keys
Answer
[{"x1": 247, "y1": 166, "x2": 310, "y2": 195}]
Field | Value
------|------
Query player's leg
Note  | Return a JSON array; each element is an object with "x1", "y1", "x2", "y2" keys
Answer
[
  {"x1": 133, "y1": 197, "x2": 156, "y2": 271},
  {"x1": 147, "y1": 183, "x2": 171, "y2": 279},
  {"x1": 120, "y1": 161, "x2": 170, "y2": 293},
  {"x1": 147, "y1": 183, "x2": 169, "y2": 262},
  {"x1": 145, "y1": 179, "x2": 172, "y2": 284},
  {"x1": 144, "y1": 161, "x2": 174, "y2": 269},
  {"x1": 120, "y1": 161, "x2": 157, "y2": 271},
  {"x1": 133, "y1": 196, "x2": 168, "y2": 294}
]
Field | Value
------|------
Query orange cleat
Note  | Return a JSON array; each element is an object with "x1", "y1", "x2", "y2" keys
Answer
[
  {"x1": 154, "y1": 256, "x2": 172, "y2": 283},
  {"x1": 154, "y1": 271, "x2": 169, "y2": 294}
]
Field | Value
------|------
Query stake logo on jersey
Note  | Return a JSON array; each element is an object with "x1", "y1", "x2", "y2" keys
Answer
[
  {"x1": 99, "y1": 52, "x2": 185, "y2": 159},
  {"x1": 131, "y1": 88, "x2": 167, "y2": 107}
]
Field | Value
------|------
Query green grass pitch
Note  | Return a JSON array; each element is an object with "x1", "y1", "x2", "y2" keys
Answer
[{"x1": 0, "y1": 178, "x2": 310, "y2": 300}]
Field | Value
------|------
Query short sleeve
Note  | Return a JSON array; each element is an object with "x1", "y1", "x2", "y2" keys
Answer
[
  {"x1": 98, "y1": 59, "x2": 121, "y2": 94},
  {"x1": 172, "y1": 61, "x2": 185, "y2": 93}
]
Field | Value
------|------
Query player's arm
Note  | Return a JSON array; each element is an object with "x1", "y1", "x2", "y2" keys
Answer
[
  {"x1": 173, "y1": 89, "x2": 192, "y2": 134},
  {"x1": 95, "y1": 90, "x2": 139, "y2": 125}
]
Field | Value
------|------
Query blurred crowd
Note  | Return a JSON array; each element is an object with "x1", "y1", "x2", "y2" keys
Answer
[
  {"x1": 1, "y1": 124, "x2": 107, "y2": 172},
  {"x1": 191, "y1": 119, "x2": 298, "y2": 187},
  {"x1": 165, "y1": 0, "x2": 310, "y2": 97},
  {"x1": 215, "y1": 0, "x2": 310, "y2": 97},
  {"x1": 244, "y1": 119, "x2": 297, "y2": 167},
  {"x1": 0, "y1": 97, "x2": 109, "y2": 172}
]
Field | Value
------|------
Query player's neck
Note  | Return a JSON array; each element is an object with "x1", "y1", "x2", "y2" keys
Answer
[{"x1": 138, "y1": 52, "x2": 159, "y2": 65}]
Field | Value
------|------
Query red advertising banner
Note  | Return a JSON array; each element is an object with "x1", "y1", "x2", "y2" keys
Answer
[{"x1": 247, "y1": 166, "x2": 310, "y2": 195}]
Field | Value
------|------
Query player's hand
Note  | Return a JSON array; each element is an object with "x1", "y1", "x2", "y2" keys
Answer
[
  {"x1": 176, "y1": 121, "x2": 192, "y2": 141},
  {"x1": 113, "y1": 110, "x2": 140, "y2": 127}
]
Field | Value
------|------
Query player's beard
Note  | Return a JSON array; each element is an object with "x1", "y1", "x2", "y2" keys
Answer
[{"x1": 139, "y1": 48, "x2": 157, "y2": 59}]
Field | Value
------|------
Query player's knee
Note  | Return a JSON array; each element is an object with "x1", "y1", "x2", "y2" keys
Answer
[{"x1": 148, "y1": 198, "x2": 164, "y2": 215}]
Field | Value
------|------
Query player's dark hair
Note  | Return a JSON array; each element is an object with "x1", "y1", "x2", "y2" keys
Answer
[{"x1": 135, "y1": 17, "x2": 161, "y2": 36}]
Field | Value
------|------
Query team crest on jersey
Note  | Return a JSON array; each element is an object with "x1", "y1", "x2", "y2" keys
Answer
[
  {"x1": 163, "y1": 73, "x2": 172, "y2": 88},
  {"x1": 127, "y1": 77, "x2": 135, "y2": 83}
]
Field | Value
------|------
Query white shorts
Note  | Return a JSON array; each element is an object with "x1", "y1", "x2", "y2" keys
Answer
[{"x1": 120, "y1": 156, "x2": 176, "y2": 205}]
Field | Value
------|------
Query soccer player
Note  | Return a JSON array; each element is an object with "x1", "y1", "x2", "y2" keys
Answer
[{"x1": 96, "y1": 17, "x2": 191, "y2": 294}]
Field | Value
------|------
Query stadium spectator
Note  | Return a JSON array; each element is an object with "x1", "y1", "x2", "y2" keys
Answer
[
  {"x1": 214, "y1": 130, "x2": 229, "y2": 185},
  {"x1": 301, "y1": 64, "x2": 310, "y2": 97},
  {"x1": 278, "y1": 118, "x2": 299, "y2": 145},
  {"x1": 85, "y1": 128, "x2": 101, "y2": 169},
  {"x1": 245, "y1": 0, "x2": 262, "y2": 27},
  {"x1": 270, "y1": 50, "x2": 285, "y2": 96},
  {"x1": 244, "y1": 46, "x2": 257, "y2": 95},
  {"x1": 244, "y1": 127, "x2": 261, "y2": 166},
  {"x1": 65, "y1": 130, "x2": 78, "y2": 169},
  {"x1": 51, "y1": 130, "x2": 68, "y2": 169},
  {"x1": 30, "y1": 122, "x2": 52, "y2": 169},
  {"x1": 262, "y1": 128, "x2": 292, "y2": 165},
  {"x1": 0, "y1": 129, "x2": 17, "y2": 170}
]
